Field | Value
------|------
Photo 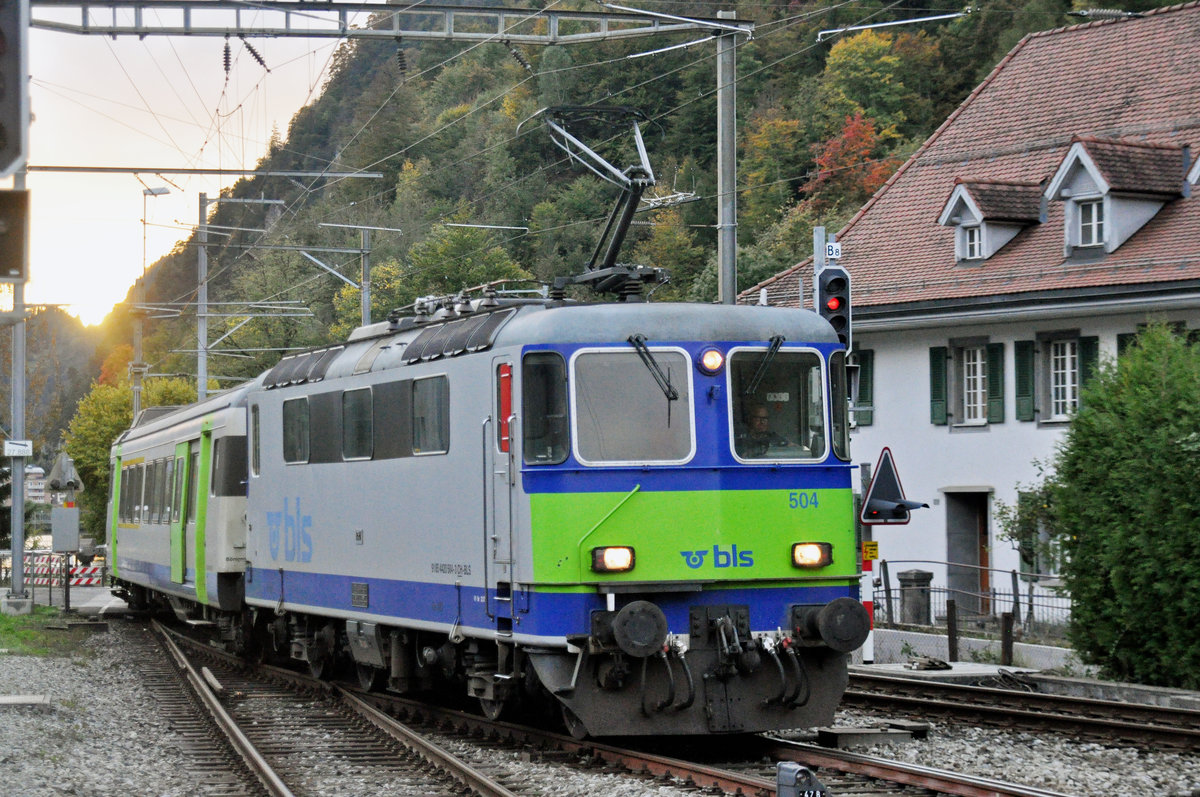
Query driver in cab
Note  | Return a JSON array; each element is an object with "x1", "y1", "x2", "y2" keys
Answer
[{"x1": 736, "y1": 405, "x2": 790, "y2": 458}]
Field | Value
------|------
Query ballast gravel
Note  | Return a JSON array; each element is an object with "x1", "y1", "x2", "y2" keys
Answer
[{"x1": 1, "y1": 620, "x2": 1199, "y2": 797}]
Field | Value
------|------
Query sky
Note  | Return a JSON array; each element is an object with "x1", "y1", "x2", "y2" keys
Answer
[{"x1": 18, "y1": 8, "x2": 374, "y2": 326}]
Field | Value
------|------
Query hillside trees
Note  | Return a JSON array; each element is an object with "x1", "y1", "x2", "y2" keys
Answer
[
  {"x1": 330, "y1": 221, "x2": 531, "y2": 338},
  {"x1": 89, "y1": 0, "x2": 1192, "y2": 407}
]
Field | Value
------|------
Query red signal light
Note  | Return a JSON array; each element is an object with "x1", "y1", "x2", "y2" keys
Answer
[{"x1": 825, "y1": 297, "x2": 842, "y2": 312}]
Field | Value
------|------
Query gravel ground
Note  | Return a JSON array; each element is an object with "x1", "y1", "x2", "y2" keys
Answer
[
  {"x1": 2, "y1": 621, "x2": 1199, "y2": 797},
  {"x1": 821, "y1": 709, "x2": 1200, "y2": 796}
]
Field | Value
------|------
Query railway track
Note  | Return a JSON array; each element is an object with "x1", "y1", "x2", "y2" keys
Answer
[
  {"x1": 846, "y1": 671, "x2": 1200, "y2": 751},
  {"x1": 152, "y1": 620, "x2": 518, "y2": 797},
  {"x1": 152, "y1": 618, "x2": 1075, "y2": 796},
  {"x1": 127, "y1": 623, "x2": 268, "y2": 795}
]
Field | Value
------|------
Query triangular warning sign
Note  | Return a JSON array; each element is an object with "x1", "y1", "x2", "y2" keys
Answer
[{"x1": 860, "y1": 447, "x2": 927, "y2": 525}]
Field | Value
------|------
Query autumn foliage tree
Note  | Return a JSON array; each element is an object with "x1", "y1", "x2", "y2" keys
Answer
[
  {"x1": 804, "y1": 111, "x2": 900, "y2": 210},
  {"x1": 65, "y1": 377, "x2": 196, "y2": 538},
  {"x1": 98, "y1": 344, "x2": 133, "y2": 386}
]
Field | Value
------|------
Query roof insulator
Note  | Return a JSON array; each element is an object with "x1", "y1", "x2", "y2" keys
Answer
[
  {"x1": 505, "y1": 40, "x2": 534, "y2": 74},
  {"x1": 240, "y1": 36, "x2": 270, "y2": 72}
]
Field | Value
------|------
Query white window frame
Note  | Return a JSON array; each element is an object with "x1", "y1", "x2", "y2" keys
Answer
[
  {"x1": 1047, "y1": 338, "x2": 1079, "y2": 421},
  {"x1": 569, "y1": 345, "x2": 697, "y2": 467},
  {"x1": 725, "y1": 345, "x2": 830, "y2": 464},
  {"x1": 964, "y1": 225, "x2": 982, "y2": 260},
  {"x1": 1078, "y1": 198, "x2": 1105, "y2": 247},
  {"x1": 959, "y1": 345, "x2": 988, "y2": 425}
]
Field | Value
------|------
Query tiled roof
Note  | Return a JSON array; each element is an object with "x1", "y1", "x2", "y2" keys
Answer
[
  {"x1": 1071, "y1": 136, "x2": 1187, "y2": 197},
  {"x1": 955, "y1": 179, "x2": 1043, "y2": 222},
  {"x1": 747, "y1": 3, "x2": 1200, "y2": 310}
]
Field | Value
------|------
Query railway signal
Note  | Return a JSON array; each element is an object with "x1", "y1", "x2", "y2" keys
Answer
[
  {"x1": 817, "y1": 265, "x2": 851, "y2": 349},
  {"x1": 0, "y1": 0, "x2": 29, "y2": 178}
]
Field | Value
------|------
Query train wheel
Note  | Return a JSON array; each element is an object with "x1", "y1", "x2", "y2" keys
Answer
[
  {"x1": 356, "y1": 663, "x2": 385, "y2": 692},
  {"x1": 479, "y1": 698, "x2": 505, "y2": 721},
  {"x1": 560, "y1": 705, "x2": 589, "y2": 740},
  {"x1": 308, "y1": 623, "x2": 338, "y2": 680}
]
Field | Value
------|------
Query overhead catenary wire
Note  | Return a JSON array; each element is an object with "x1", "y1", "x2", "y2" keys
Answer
[{"x1": 147, "y1": 0, "x2": 977, "y2": 345}]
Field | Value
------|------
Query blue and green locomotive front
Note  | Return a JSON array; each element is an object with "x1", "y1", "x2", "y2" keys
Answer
[{"x1": 506, "y1": 304, "x2": 867, "y2": 734}]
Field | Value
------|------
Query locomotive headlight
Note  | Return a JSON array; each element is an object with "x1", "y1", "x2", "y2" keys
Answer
[
  {"x1": 697, "y1": 348, "x2": 725, "y2": 375},
  {"x1": 592, "y1": 546, "x2": 635, "y2": 573},
  {"x1": 792, "y1": 542, "x2": 832, "y2": 569}
]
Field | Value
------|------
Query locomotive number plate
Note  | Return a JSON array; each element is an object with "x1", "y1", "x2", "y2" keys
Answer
[{"x1": 351, "y1": 582, "x2": 369, "y2": 608}]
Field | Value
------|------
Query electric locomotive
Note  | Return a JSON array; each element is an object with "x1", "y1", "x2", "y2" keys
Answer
[
  {"x1": 107, "y1": 107, "x2": 869, "y2": 737},
  {"x1": 108, "y1": 294, "x2": 869, "y2": 736}
]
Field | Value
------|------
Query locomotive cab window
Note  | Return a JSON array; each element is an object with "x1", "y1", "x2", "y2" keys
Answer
[
  {"x1": 342, "y1": 387, "x2": 373, "y2": 460},
  {"x1": 730, "y1": 348, "x2": 827, "y2": 461},
  {"x1": 282, "y1": 398, "x2": 310, "y2": 463},
  {"x1": 571, "y1": 347, "x2": 694, "y2": 465},
  {"x1": 522, "y1": 352, "x2": 569, "y2": 464},
  {"x1": 412, "y1": 375, "x2": 449, "y2": 455}
]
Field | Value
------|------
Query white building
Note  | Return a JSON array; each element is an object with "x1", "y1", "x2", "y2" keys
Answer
[{"x1": 748, "y1": 5, "x2": 1200, "y2": 615}]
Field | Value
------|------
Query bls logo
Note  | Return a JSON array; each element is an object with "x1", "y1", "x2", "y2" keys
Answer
[
  {"x1": 266, "y1": 497, "x2": 314, "y2": 562},
  {"x1": 680, "y1": 545, "x2": 754, "y2": 570}
]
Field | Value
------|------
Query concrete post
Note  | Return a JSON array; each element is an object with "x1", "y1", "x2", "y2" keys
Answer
[
  {"x1": 197, "y1": 192, "x2": 208, "y2": 401},
  {"x1": 716, "y1": 10, "x2": 737, "y2": 304}
]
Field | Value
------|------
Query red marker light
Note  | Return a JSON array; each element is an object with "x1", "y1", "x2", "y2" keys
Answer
[{"x1": 825, "y1": 297, "x2": 842, "y2": 311}]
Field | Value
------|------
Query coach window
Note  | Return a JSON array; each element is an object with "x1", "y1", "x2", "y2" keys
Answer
[
  {"x1": 522, "y1": 352, "x2": 569, "y2": 464},
  {"x1": 413, "y1": 376, "x2": 449, "y2": 454},
  {"x1": 572, "y1": 348, "x2": 694, "y2": 465},
  {"x1": 131, "y1": 464, "x2": 144, "y2": 523},
  {"x1": 162, "y1": 458, "x2": 175, "y2": 520},
  {"x1": 144, "y1": 462, "x2": 158, "y2": 524},
  {"x1": 153, "y1": 460, "x2": 168, "y2": 523},
  {"x1": 342, "y1": 388, "x2": 373, "y2": 460},
  {"x1": 172, "y1": 456, "x2": 185, "y2": 523},
  {"x1": 119, "y1": 467, "x2": 130, "y2": 522},
  {"x1": 250, "y1": 405, "x2": 261, "y2": 476},
  {"x1": 730, "y1": 348, "x2": 826, "y2": 461},
  {"x1": 282, "y1": 397, "x2": 310, "y2": 463}
]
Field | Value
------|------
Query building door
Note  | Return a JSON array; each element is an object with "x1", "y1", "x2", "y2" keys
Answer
[{"x1": 945, "y1": 491, "x2": 990, "y2": 617}]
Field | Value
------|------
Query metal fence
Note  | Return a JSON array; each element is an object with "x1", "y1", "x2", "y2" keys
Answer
[{"x1": 870, "y1": 559, "x2": 1073, "y2": 663}]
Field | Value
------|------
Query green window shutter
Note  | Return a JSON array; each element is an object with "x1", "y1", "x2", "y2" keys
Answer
[
  {"x1": 930, "y1": 347, "x2": 948, "y2": 425},
  {"x1": 855, "y1": 349, "x2": 874, "y2": 426},
  {"x1": 986, "y1": 342, "x2": 1005, "y2": 423},
  {"x1": 1014, "y1": 340, "x2": 1035, "y2": 422},
  {"x1": 1078, "y1": 337, "x2": 1099, "y2": 408}
]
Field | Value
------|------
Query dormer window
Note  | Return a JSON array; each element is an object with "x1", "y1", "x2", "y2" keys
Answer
[
  {"x1": 938, "y1": 179, "x2": 1042, "y2": 263},
  {"x1": 1078, "y1": 199, "x2": 1104, "y2": 246},
  {"x1": 964, "y1": 226, "x2": 982, "y2": 259},
  {"x1": 1046, "y1": 137, "x2": 1187, "y2": 257}
]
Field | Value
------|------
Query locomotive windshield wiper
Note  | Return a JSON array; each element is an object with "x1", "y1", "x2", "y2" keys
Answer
[
  {"x1": 743, "y1": 335, "x2": 785, "y2": 395},
  {"x1": 627, "y1": 334, "x2": 679, "y2": 401}
]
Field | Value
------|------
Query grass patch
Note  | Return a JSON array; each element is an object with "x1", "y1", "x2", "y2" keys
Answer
[{"x1": 0, "y1": 607, "x2": 100, "y2": 657}]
